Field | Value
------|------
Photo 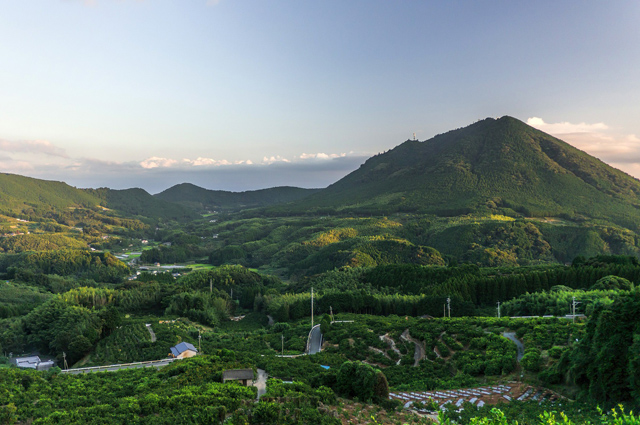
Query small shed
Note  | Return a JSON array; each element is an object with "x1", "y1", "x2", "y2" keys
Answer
[
  {"x1": 169, "y1": 342, "x2": 198, "y2": 359},
  {"x1": 15, "y1": 356, "x2": 55, "y2": 371},
  {"x1": 223, "y1": 369, "x2": 255, "y2": 386}
]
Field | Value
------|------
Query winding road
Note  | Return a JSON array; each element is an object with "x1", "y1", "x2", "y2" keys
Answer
[
  {"x1": 401, "y1": 329, "x2": 426, "y2": 367},
  {"x1": 502, "y1": 332, "x2": 524, "y2": 361},
  {"x1": 145, "y1": 324, "x2": 157, "y2": 342},
  {"x1": 307, "y1": 325, "x2": 323, "y2": 355}
]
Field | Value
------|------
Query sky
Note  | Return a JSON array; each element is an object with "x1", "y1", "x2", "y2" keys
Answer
[{"x1": 0, "y1": 1, "x2": 639, "y2": 194}]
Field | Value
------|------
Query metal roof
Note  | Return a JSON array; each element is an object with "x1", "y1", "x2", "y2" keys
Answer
[
  {"x1": 16, "y1": 356, "x2": 41, "y2": 368},
  {"x1": 170, "y1": 342, "x2": 197, "y2": 357},
  {"x1": 223, "y1": 369, "x2": 254, "y2": 381}
]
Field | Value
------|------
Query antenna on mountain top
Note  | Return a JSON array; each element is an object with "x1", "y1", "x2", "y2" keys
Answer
[{"x1": 413, "y1": 132, "x2": 417, "y2": 141}]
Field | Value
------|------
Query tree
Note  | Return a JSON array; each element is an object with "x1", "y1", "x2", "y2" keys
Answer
[
  {"x1": 336, "y1": 361, "x2": 387, "y2": 403},
  {"x1": 320, "y1": 314, "x2": 331, "y2": 335}
]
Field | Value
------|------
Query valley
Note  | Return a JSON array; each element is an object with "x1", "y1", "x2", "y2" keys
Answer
[{"x1": 1, "y1": 117, "x2": 640, "y2": 424}]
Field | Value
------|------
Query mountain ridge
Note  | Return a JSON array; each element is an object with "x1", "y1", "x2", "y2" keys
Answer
[
  {"x1": 0, "y1": 173, "x2": 197, "y2": 224},
  {"x1": 280, "y1": 116, "x2": 640, "y2": 231},
  {"x1": 155, "y1": 183, "x2": 321, "y2": 211}
]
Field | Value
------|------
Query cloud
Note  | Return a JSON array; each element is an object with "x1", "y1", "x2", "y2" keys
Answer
[
  {"x1": 262, "y1": 155, "x2": 290, "y2": 164},
  {"x1": 182, "y1": 157, "x2": 231, "y2": 166},
  {"x1": 0, "y1": 139, "x2": 69, "y2": 158},
  {"x1": 299, "y1": 152, "x2": 347, "y2": 160},
  {"x1": 139, "y1": 157, "x2": 178, "y2": 169},
  {"x1": 527, "y1": 117, "x2": 608, "y2": 134},
  {"x1": 0, "y1": 158, "x2": 34, "y2": 172},
  {"x1": 16, "y1": 154, "x2": 367, "y2": 193},
  {"x1": 528, "y1": 117, "x2": 640, "y2": 175}
]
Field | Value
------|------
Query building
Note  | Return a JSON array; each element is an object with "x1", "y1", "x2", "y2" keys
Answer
[
  {"x1": 15, "y1": 356, "x2": 55, "y2": 371},
  {"x1": 222, "y1": 369, "x2": 255, "y2": 386},
  {"x1": 169, "y1": 342, "x2": 198, "y2": 359}
]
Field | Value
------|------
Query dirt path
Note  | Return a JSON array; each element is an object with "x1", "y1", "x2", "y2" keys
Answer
[
  {"x1": 145, "y1": 324, "x2": 157, "y2": 342},
  {"x1": 401, "y1": 329, "x2": 425, "y2": 367}
]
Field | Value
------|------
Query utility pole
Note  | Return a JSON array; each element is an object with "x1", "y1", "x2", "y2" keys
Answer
[
  {"x1": 198, "y1": 330, "x2": 202, "y2": 353},
  {"x1": 63, "y1": 352, "x2": 68, "y2": 370},
  {"x1": 447, "y1": 297, "x2": 451, "y2": 318},
  {"x1": 497, "y1": 301, "x2": 501, "y2": 318},
  {"x1": 572, "y1": 296, "x2": 581, "y2": 323},
  {"x1": 311, "y1": 287, "x2": 314, "y2": 328},
  {"x1": 443, "y1": 303, "x2": 446, "y2": 317},
  {"x1": 330, "y1": 306, "x2": 334, "y2": 323},
  {"x1": 281, "y1": 334, "x2": 284, "y2": 355}
]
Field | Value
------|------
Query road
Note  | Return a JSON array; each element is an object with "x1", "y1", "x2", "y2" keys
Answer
[
  {"x1": 62, "y1": 359, "x2": 176, "y2": 375},
  {"x1": 255, "y1": 369, "x2": 268, "y2": 399},
  {"x1": 307, "y1": 325, "x2": 323, "y2": 355},
  {"x1": 401, "y1": 329, "x2": 425, "y2": 367},
  {"x1": 502, "y1": 332, "x2": 525, "y2": 361},
  {"x1": 145, "y1": 324, "x2": 157, "y2": 342}
]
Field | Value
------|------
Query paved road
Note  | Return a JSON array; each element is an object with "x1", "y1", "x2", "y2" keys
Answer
[
  {"x1": 145, "y1": 324, "x2": 157, "y2": 342},
  {"x1": 255, "y1": 369, "x2": 268, "y2": 399},
  {"x1": 62, "y1": 359, "x2": 175, "y2": 374},
  {"x1": 307, "y1": 325, "x2": 323, "y2": 355},
  {"x1": 502, "y1": 332, "x2": 525, "y2": 361},
  {"x1": 401, "y1": 329, "x2": 425, "y2": 367}
]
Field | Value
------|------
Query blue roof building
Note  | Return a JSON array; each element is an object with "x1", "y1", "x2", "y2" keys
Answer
[{"x1": 169, "y1": 342, "x2": 198, "y2": 359}]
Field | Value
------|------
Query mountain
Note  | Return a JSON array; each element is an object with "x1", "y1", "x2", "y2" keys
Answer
[
  {"x1": 287, "y1": 116, "x2": 640, "y2": 230},
  {"x1": 155, "y1": 183, "x2": 320, "y2": 211},
  {"x1": 87, "y1": 188, "x2": 199, "y2": 222},
  {"x1": 0, "y1": 173, "x2": 100, "y2": 215},
  {"x1": 0, "y1": 173, "x2": 196, "y2": 224}
]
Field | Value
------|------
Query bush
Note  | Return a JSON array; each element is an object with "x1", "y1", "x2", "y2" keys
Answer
[{"x1": 521, "y1": 348, "x2": 542, "y2": 373}]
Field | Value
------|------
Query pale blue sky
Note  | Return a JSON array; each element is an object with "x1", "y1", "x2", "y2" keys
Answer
[{"x1": 0, "y1": 1, "x2": 639, "y2": 192}]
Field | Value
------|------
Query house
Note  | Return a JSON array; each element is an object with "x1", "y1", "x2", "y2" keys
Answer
[
  {"x1": 222, "y1": 369, "x2": 255, "y2": 386},
  {"x1": 169, "y1": 342, "x2": 198, "y2": 359},
  {"x1": 15, "y1": 356, "x2": 55, "y2": 371}
]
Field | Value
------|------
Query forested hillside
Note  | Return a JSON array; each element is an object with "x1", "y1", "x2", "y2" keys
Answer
[
  {"x1": 155, "y1": 183, "x2": 320, "y2": 212},
  {"x1": 281, "y1": 116, "x2": 640, "y2": 232}
]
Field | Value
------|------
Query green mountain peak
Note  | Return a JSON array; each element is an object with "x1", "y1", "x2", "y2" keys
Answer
[{"x1": 289, "y1": 116, "x2": 640, "y2": 230}]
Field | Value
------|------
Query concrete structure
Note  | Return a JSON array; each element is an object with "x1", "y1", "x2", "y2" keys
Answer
[{"x1": 15, "y1": 356, "x2": 55, "y2": 371}]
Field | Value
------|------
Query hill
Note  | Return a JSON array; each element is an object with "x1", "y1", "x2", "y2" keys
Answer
[
  {"x1": 155, "y1": 183, "x2": 320, "y2": 211},
  {"x1": 285, "y1": 116, "x2": 640, "y2": 230},
  {"x1": 0, "y1": 173, "x2": 101, "y2": 217},
  {"x1": 0, "y1": 174, "x2": 197, "y2": 227},
  {"x1": 87, "y1": 187, "x2": 199, "y2": 222}
]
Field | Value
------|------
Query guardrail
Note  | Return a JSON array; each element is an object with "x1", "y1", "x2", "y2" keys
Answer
[{"x1": 61, "y1": 358, "x2": 177, "y2": 374}]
